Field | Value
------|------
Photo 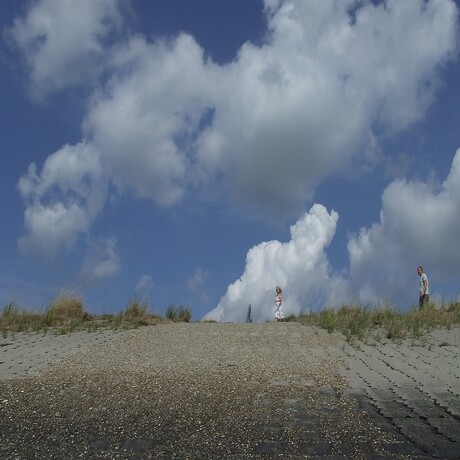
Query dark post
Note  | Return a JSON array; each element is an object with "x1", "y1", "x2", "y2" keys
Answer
[{"x1": 246, "y1": 304, "x2": 252, "y2": 323}]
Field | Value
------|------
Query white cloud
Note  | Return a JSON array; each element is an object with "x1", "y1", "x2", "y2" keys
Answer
[
  {"x1": 187, "y1": 267, "x2": 208, "y2": 291},
  {"x1": 204, "y1": 204, "x2": 341, "y2": 322},
  {"x1": 84, "y1": 33, "x2": 217, "y2": 206},
  {"x1": 12, "y1": 0, "x2": 459, "y2": 265},
  {"x1": 347, "y1": 148, "x2": 460, "y2": 306},
  {"x1": 135, "y1": 274, "x2": 154, "y2": 293},
  {"x1": 7, "y1": 0, "x2": 125, "y2": 99},
  {"x1": 205, "y1": 148, "x2": 460, "y2": 321},
  {"x1": 17, "y1": 142, "x2": 107, "y2": 256},
  {"x1": 80, "y1": 236, "x2": 121, "y2": 280},
  {"x1": 187, "y1": 267, "x2": 210, "y2": 302},
  {"x1": 26, "y1": 0, "x2": 455, "y2": 216},
  {"x1": 195, "y1": 0, "x2": 459, "y2": 215}
]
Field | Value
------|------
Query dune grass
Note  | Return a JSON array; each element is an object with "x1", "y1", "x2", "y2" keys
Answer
[
  {"x1": 166, "y1": 304, "x2": 192, "y2": 322},
  {"x1": 0, "y1": 295, "x2": 190, "y2": 336},
  {"x1": 295, "y1": 300, "x2": 460, "y2": 344},
  {"x1": 3, "y1": 294, "x2": 458, "y2": 342}
]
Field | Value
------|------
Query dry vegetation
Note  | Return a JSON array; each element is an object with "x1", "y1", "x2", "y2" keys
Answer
[
  {"x1": 0, "y1": 293, "x2": 192, "y2": 336},
  {"x1": 295, "y1": 301, "x2": 460, "y2": 343},
  {"x1": 2, "y1": 293, "x2": 459, "y2": 343},
  {"x1": 166, "y1": 304, "x2": 192, "y2": 322}
]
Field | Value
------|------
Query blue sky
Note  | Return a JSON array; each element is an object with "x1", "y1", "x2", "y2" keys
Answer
[{"x1": 1, "y1": 0, "x2": 459, "y2": 322}]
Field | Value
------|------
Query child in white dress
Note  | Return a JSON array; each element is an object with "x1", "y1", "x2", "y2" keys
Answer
[{"x1": 274, "y1": 286, "x2": 285, "y2": 322}]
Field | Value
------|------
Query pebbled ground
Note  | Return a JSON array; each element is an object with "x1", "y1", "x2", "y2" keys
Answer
[{"x1": 0, "y1": 323, "x2": 459, "y2": 459}]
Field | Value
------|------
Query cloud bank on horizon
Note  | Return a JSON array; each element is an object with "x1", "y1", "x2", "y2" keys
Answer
[
  {"x1": 206, "y1": 148, "x2": 460, "y2": 322},
  {"x1": 6, "y1": 0, "x2": 460, "y2": 319}
]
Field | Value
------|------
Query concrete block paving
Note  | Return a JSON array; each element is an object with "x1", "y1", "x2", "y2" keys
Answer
[{"x1": 341, "y1": 327, "x2": 460, "y2": 460}]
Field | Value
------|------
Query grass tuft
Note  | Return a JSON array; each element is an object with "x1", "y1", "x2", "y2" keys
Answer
[
  {"x1": 319, "y1": 309, "x2": 336, "y2": 333},
  {"x1": 122, "y1": 300, "x2": 151, "y2": 326},
  {"x1": 166, "y1": 305, "x2": 192, "y2": 322},
  {"x1": 0, "y1": 296, "x2": 183, "y2": 336},
  {"x1": 47, "y1": 292, "x2": 85, "y2": 325},
  {"x1": 296, "y1": 301, "x2": 460, "y2": 343}
]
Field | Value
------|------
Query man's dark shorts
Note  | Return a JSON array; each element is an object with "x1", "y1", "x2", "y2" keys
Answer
[{"x1": 419, "y1": 294, "x2": 429, "y2": 309}]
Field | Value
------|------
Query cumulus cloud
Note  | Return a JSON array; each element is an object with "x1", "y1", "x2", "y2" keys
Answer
[
  {"x1": 80, "y1": 236, "x2": 121, "y2": 280},
  {"x1": 12, "y1": 0, "x2": 459, "y2": 271},
  {"x1": 7, "y1": 0, "x2": 125, "y2": 99},
  {"x1": 17, "y1": 142, "x2": 107, "y2": 256},
  {"x1": 204, "y1": 204, "x2": 341, "y2": 322},
  {"x1": 206, "y1": 148, "x2": 460, "y2": 322},
  {"x1": 347, "y1": 148, "x2": 460, "y2": 306},
  {"x1": 69, "y1": 0, "x2": 455, "y2": 221},
  {"x1": 84, "y1": 33, "x2": 217, "y2": 206},
  {"x1": 195, "y1": 0, "x2": 459, "y2": 215}
]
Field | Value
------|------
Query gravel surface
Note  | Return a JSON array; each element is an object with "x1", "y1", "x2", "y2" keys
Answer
[{"x1": 0, "y1": 323, "x2": 458, "y2": 459}]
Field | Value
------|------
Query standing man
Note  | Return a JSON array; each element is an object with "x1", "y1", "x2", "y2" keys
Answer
[{"x1": 417, "y1": 266, "x2": 429, "y2": 309}]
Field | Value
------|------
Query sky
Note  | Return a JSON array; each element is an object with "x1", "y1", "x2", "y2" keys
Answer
[{"x1": 1, "y1": 0, "x2": 459, "y2": 323}]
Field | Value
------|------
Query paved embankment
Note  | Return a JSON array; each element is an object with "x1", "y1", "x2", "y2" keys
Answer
[
  {"x1": 0, "y1": 323, "x2": 459, "y2": 459},
  {"x1": 340, "y1": 327, "x2": 460, "y2": 459}
]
